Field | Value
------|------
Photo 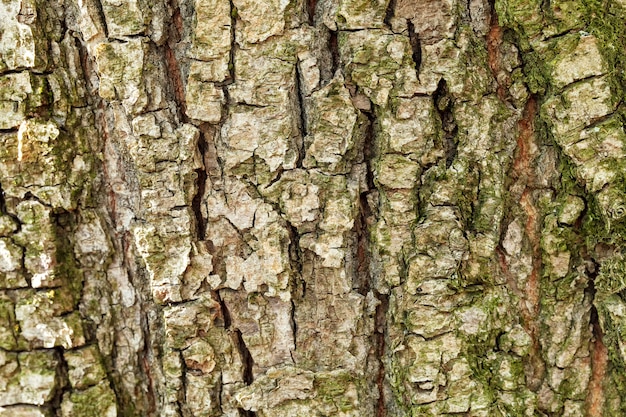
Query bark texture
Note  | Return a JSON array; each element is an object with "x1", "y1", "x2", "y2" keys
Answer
[{"x1": 1, "y1": 0, "x2": 626, "y2": 415}]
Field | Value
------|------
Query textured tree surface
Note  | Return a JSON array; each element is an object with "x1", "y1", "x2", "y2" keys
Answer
[{"x1": 1, "y1": 0, "x2": 626, "y2": 415}]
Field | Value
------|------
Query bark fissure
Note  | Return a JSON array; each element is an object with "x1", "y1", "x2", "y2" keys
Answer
[
  {"x1": 407, "y1": 20, "x2": 421, "y2": 76},
  {"x1": 294, "y1": 61, "x2": 307, "y2": 167},
  {"x1": 2, "y1": 1, "x2": 624, "y2": 415},
  {"x1": 178, "y1": 350, "x2": 189, "y2": 415},
  {"x1": 193, "y1": 126, "x2": 209, "y2": 240},
  {"x1": 140, "y1": 303, "x2": 159, "y2": 415},
  {"x1": 509, "y1": 96, "x2": 546, "y2": 391},
  {"x1": 374, "y1": 292, "x2": 389, "y2": 417},
  {"x1": 234, "y1": 329, "x2": 256, "y2": 415},
  {"x1": 91, "y1": 0, "x2": 110, "y2": 38},
  {"x1": 585, "y1": 258, "x2": 607, "y2": 416},
  {"x1": 307, "y1": 0, "x2": 317, "y2": 26},
  {"x1": 215, "y1": 290, "x2": 232, "y2": 329},
  {"x1": 486, "y1": 1, "x2": 507, "y2": 101},
  {"x1": 328, "y1": 30, "x2": 339, "y2": 78},
  {"x1": 286, "y1": 219, "x2": 302, "y2": 359},
  {"x1": 49, "y1": 347, "x2": 69, "y2": 413},
  {"x1": 162, "y1": 42, "x2": 187, "y2": 118},
  {"x1": 383, "y1": 0, "x2": 396, "y2": 28},
  {"x1": 290, "y1": 298, "x2": 297, "y2": 359},
  {"x1": 228, "y1": 0, "x2": 237, "y2": 84},
  {"x1": 356, "y1": 110, "x2": 375, "y2": 295},
  {"x1": 433, "y1": 79, "x2": 458, "y2": 168}
]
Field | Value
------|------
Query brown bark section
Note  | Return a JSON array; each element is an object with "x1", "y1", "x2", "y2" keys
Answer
[
  {"x1": 1, "y1": 0, "x2": 625, "y2": 416},
  {"x1": 486, "y1": 14, "x2": 506, "y2": 101},
  {"x1": 588, "y1": 318, "x2": 608, "y2": 416}
]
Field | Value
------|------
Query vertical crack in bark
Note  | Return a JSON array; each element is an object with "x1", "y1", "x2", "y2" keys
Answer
[
  {"x1": 0, "y1": 182, "x2": 20, "y2": 231},
  {"x1": 307, "y1": 0, "x2": 317, "y2": 25},
  {"x1": 238, "y1": 407, "x2": 257, "y2": 417},
  {"x1": 406, "y1": 20, "x2": 421, "y2": 77},
  {"x1": 363, "y1": 113, "x2": 376, "y2": 191},
  {"x1": 228, "y1": 0, "x2": 237, "y2": 84},
  {"x1": 329, "y1": 30, "x2": 339, "y2": 78},
  {"x1": 375, "y1": 292, "x2": 389, "y2": 417},
  {"x1": 433, "y1": 79, "x2": 458, "y2": 168},
  {"x1": 356, "y1": 111, "x2": 375, "y2": 295},
  {"x1": 91, "y1": 0, "x2": 110, "y2": 38},
  {"x1": 286, "y1": 221, "x2": 302, "y2": 359},
  {"x1": 163, "y1": 12, "x2": 212, "y2": 242},
  {"x1": 49, "y1": 347, "x2": 70, "y2": 413},
  {"x1": 102, "y1": 348, "x2": 126, "y2": 417},
  {"x1": 585, "y1": 261, "x2": 607, "y2": 416},
  {"x1": 508, "y1": 96, "x2": 546, "y2": 391},
  {"x1": 294, "y1": 61, "x2": 307, "y2": 168},
  {"x1": 486, "y1": 0, "x2": 510, "y2": 102},
  {"x1": 178, "y1": 350, "x2": 189, "y2": 415},
  {"x1": 140, "y1": 305, "x2": 159, "y2": 416},
  {"x1": 75, "y1": 34, "x2": 98, "y2": 97},
  {"x1": 540, "y1": 0, "x2": 552, "y2": 15},
  {"x1": 234, "y1": 329, "x2": 256, "y2": 416},
  {"x1": 98, "y1": 87, "x2": 159, "y2": 414},
  {"x1": 97, "y1": 103, "x2": 117, "y2": 226},
  {"x1": 193, "y1": 125, "x2": 210, "y2": 240},
  {"x1": 219, "y1": 0, "x2": 237, "y2": 119},
  {"x1": 290, "y1": 298, "x2": 297, "y2": 360},
  {"x1": 215, "y1": 290, "x2": 232, "y2": 329},
  {"x1": 588, "y1": 307, "x2": 608, "y2": 416},
  {"x1": 163, "y1": 42, "x2": 187, "y2": 118},
  {"x1": 169, "y1": 0, "x2": 184, "y2": 43},
  {"x1": 384, "y1": 0, "x2": 396, "y2": 28},
  {"x1": 357, "y1": 106, "x2": 388, "y2": 416},
  {"x1": 355, "y1": 206, "x2": 371, "y2": 296},
  {"x1": 215, "y1": 292, "x2": 257, "y2": 415}
]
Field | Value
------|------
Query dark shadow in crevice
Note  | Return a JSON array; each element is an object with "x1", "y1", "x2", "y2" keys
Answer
[
  {"x1": 307, "y1": 0, "x2": 317, "y2": 25},
  {"x1": 407, "y1": 20, "x2": 422, "y2": 76},
  {"x1": 192, "y1": 129, "x2": 208, "y2": 240},
  {"x1": 214, "y1": 290, "x2": 232, "y2": 329},
  {"x1": 433, "y1": 79, "x2": 458, "y2": 168},
  {"x1": 375, "y1": 292, "x2": 389, "y2": 417},
  {"x1": 234, "y1": 329, "x2": 256, "y2": 416},
  {"x1": 384, "y1": 0, "x2": 396, "y2": 28},
  {"x1": 329, "y1": 30, "x2": 340, "y2": 77},
  {"x1": 355, "y1": 112, "x2": 376, "y2": 296},
  {"x1": 294, "y1": 62, "x2": 307, "y2": 167}
]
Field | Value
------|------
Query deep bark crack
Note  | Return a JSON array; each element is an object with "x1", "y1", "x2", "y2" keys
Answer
[
  {"x1": 355, "y1": 113, "x2": 374, "y2": 294},
  {"x1": 178, "y1": 350, "x2": 189, "y2": 415},
  {"x1": 215, "y1": 290, "x2": 232, "y2": 329},
  {"x1": 285, "y1": 220, "x2": 302, "y2": 359},
  {"x1": 49, "y1": 347, "x2": 69, "y2": 414},
  {"x1": 433, "y1": 79, "x2": 458, "y2": 168},
  {"x1": 329, "y1": 30, "x2": 340, "y2": 78},
  {"x1": 508, "y1": 96, "x2": 546, "y2": 391},
  {"x1": 234, "y1": 329, "x2": 256, "y2": 416},
  {"x1": 375, "y1": 292, "x2": 389, "y2": 417},
  {"x1": 294, "y1": 61, "x2": 307, "y2": 167},
  {"x1": 307, "y1": 0, "x2": 317, "y2": 25},
  {"x1": 91, "y1": 0, "x2": 110, "y2": 38},
  {"x1": 162, "y1": 42, "x2": 187, "y2": 118},
  {"x1": 192, "y1": 126, "x2": 210, "y2": 240},
  {"x1": 585, "y1": 259, "x2": 607, "y2": 416},
  {"x1": 384, "y1": 0, "x2": 396, "y2": 28},
  {"x1": 407, "y1": 20, "x2": 421, "y2": 77},
  {"x1": 228, "y1": 0, "x2": 237, "y2": 84}
]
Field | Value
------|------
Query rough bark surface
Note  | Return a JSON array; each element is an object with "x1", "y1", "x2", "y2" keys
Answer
[{"x1": 1, "y1": 0, "x2": 626, "y2": 416}]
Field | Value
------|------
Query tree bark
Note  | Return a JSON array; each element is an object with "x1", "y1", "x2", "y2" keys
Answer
[{"x1": 1, "y1": 0, "x2": 626, "y2": 415}]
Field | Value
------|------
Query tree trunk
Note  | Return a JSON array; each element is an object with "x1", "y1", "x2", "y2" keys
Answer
[{"x1": 1, "y1": 0, "x2": 625, "y2": 415}]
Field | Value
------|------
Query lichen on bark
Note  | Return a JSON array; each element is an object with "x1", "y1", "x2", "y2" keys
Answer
[{"x1": 1, "y1": 0, "x2": 626, "y2": 415}]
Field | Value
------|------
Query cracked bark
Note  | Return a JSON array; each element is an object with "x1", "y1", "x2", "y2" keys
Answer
[{"x1": 2, "y1": 0, "x2": 626, "y2": 416}]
